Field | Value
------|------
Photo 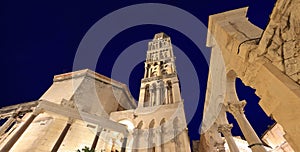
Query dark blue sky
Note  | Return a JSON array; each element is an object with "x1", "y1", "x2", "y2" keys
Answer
[{"x1": 0, "y1": 0, "x2": 276, "y2": 140}]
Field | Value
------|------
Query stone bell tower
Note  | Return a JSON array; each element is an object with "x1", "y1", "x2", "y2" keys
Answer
[{"x1": 138, "y1": 32, "x2": 182, "y2": 107}]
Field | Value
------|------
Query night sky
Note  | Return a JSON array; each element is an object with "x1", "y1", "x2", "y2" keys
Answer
[{"x1": 0, "y1": 0, "x2": 276, "y2": 141}]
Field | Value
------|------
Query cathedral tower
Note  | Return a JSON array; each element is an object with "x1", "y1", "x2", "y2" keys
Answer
[
  {"x1": 0, "y1": 32, "x2": 191, "y2": 152},
  {"x1": 138, "y1": 32, "x2": 182, "y2": 107}
]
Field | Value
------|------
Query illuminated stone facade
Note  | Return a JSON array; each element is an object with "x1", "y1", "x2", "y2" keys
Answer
[
  {"x1": 1, "y1": 0, "x2": 299, "y2": 150},
  {"x1": 200, "y1": 0, "x2": 299, "y2": 151},
  {"x1": 0, "y1": 33, "x2": 191, "y2": 152}
]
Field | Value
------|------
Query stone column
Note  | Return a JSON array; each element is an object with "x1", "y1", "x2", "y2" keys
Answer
[
  {"x1": 156, "y1": 80, "x2": 164, "y2": 105},
  {"x1": 132, "y1": 129, "x2": 139, "y2": 152},
  {"x1": 148, "y1": 129, "x2": 154, "y2": 152},
  {"x1": 169, "y1": 128, "x2": 177, "y2": 152},
  {"x1": 142, "y1": 130, "x2": 149, "y2": 151},
  {"x1": 111, "y1": 138, "x2": 116, "y2": 152},
  {"x1": 156, "y1": 82, "x2": 161, "y2": 106},
  {"x1": 155, "y1": 128, "x2": 162, "y2": 152},
  {"x1": 91, "y1": 127, "x2": 103, "y2": 150},
  {"x1": 148, "y1": 65, "x2": 152, "y2": 78},
  {"x1": 121, "y1": 133, "x2": 128, "y2": 152},
  {"x1": 0, "y1": 116, "x2": 16, "y2": 136},
  {"x1": 218, "y1": 124, "x2": 239, "y2": 152},
  {"x1": 164, "y1": 84, "x2": 169, "y2": 104},
  {"x1": 161, "y1": 125, "x2": 165, "y2": 152},
  {"x1": 157, "y1": 62, "x2": 161, "y2": 77},
  {"x1": 51, "y1": 118, "x2": 73, "y2": 152},
  {"x1": 227, "y1": 100, "x2": 266, "y2": 152},
  {"x1": 149, "y1": 85, "x2": 154, "y2": 107},
  {"x1": 0, "y1": 109, "x2": 42, "y2": 151},
  {"x1": 182, "y1": 129, "x2": 191, "y2": 152},
  {"x1": 160, "y1": 81, "x2": 165, "y2": 106},
  {"x1": 144, "y1": 65, "x2": 148, "y2": 78},
  {"x1": 172, "y1": 128, "x2": 180, "y2": 152},
  {"x1": 171, "y1": 81, "x2": 181, "y2": 103}
]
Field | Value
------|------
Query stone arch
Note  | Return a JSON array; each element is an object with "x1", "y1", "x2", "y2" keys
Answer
[
  {"x1": 224, "y1": 70, "x2": 273, "y2": 152},
  {"x1": 118, "y1": 119, "x2": 134, "y2": 131},
  {"x1": 160, "y1": 118, "x2": 166, "y2": 126},
  {"x1": 137, "y1": 120, "x2": 143, "y2": 129},
  {"x1": 225, "y1": 70, "x2": 239, "y2": 104},
  {"x1": 149, "y1": 119, "x2": 155, "y2": 129}
]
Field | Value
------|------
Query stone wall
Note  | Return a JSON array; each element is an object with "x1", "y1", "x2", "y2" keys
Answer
[
  {"x1": 202, "y1": 0, "x2": 300, "y2": 151},
  {"x1": 259, "y1": 0, "x2": 300, "y2": 84}
]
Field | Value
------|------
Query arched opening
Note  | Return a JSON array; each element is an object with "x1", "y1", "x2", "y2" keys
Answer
[
  {"x1": 160, "y1": 118, "x2": 166, "y2": 126},
  {"x1": 149, "y1": 119, "x2": 155, "y2": 129},
  {"x1": 144, "y1": 84, "x2": 150, "y2": 107},
  {"x1": 225, "y1": 70, "x2": 245, "y2": 138},
  {"x1": 137, "y1": 121, "x2": 143, "y2": 129},
  {"x1": 166, "y1": 81, "x2": 173, "y2": 104},
  {"x1": 161, "y1": 61, "x2": 168, "y2": 75},
  {"x1": 151, "y1": 62, "x2": 159, "y2": 77},
  {"x1": 225, "y1": 70, "x2": 274, "y2": 150},
  {"x1": 234, "y1": 78, "x2": 274, "y2": 138},
  {"x1": 226, "y1": 70, "x2": 239, "y2": 103}
]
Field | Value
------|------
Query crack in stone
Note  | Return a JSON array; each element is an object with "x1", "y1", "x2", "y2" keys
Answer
[{"x1": 228, "y1": 21, "x2": 251, "y2": 39}]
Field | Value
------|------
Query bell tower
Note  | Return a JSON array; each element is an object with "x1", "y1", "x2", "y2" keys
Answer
[{"x1": 138, "y1": 32, "x2": 182, "y2": 107}]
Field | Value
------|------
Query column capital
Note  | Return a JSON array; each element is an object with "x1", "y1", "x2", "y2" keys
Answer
[
  {"x1": 218, "y1": 124, "x2": 233, "y2": 136},
  {"x1": 227, "y1": 100, "x2": 246, "y2": 116}
]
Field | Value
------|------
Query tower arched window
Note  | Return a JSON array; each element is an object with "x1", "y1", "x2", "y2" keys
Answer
[
  {"x1": 144, "y1": 84, "x2": 150, "y2": 107},
  {"x1": 167, "y1": 81, "x2": 173, "y2": 104}
]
